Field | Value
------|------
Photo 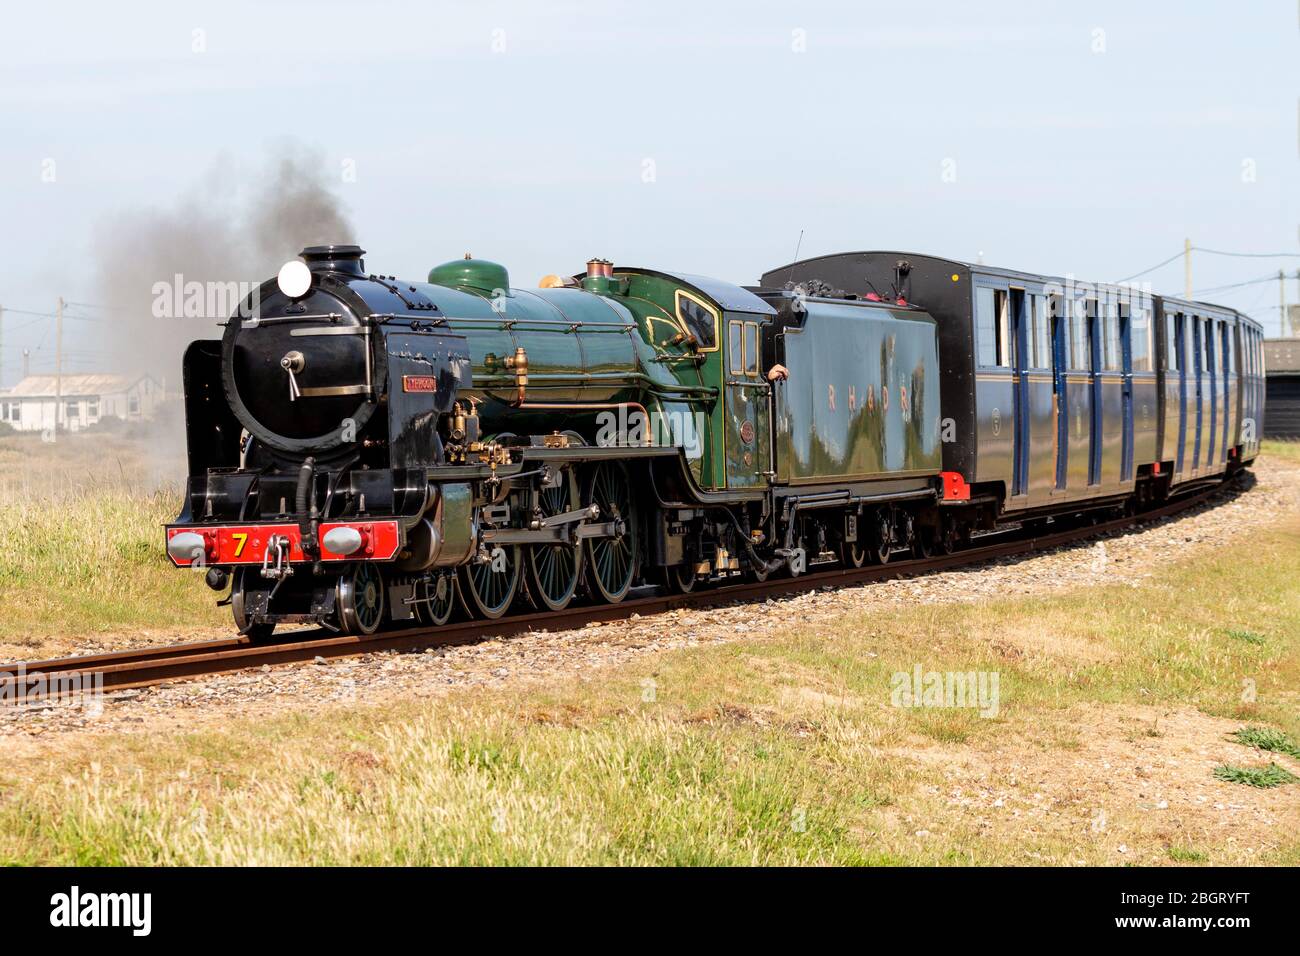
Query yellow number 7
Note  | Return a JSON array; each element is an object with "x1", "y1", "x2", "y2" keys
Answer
[{"x1": 232, "y1": 532, "x2": 248, "y2": 557}]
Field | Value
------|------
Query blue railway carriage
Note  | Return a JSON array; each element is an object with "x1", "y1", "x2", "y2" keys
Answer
[
  {"x1": 759, "y1": 252, "x2": 1262, "y2": 523},
  {"x1": 1154, "y1": 296, "x2": 1261, "y2": 487}
]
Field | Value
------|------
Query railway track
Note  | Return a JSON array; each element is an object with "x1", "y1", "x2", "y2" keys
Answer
[{"x1": 0, "y1": 480, "x2": 1237, "y2": 704}]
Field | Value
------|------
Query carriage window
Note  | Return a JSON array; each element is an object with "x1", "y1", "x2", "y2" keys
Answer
[
  {"x1": 1070, "y1": 300, "x2": 1083, "y2": 370},
  {"x1": 975, "y1": 287, "x2": 1013, "y2": 367},
  {"x1": 675, "y1": 292, "x2": 717, "y2": 349},
  {"x1": 1102, "y1": 304, "x2": 1120, "y2": 371},
  {"x1": 1131, "y1": 307, "x2": 1151, "y2": 372},
  {"x1": 1067, "y1": 300, "x2": 1088, "y2": 370},
  {"x1": 1166, "y1": 314, "x2": 1179, "y2": 371},
  {"x1": 976, "y1": 288, "x2": 996, "y2": 366},
  {"x1": 997, "y1": 292, "x2": 1013, "y2": 366},
  {"x1": 1029, "y1": 294, "x2": 1050, "y2": 369},
  {"x1": 728, "y1": 321, "x2": 744, "y2": 375},
  {"x1": 744, "y1": 322, "x2": 760, "y2": 376}
]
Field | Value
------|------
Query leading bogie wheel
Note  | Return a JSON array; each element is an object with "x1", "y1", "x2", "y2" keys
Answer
[
  {"x1": 583, "y1": 462, "x2": 638, "y2": 603},
  {"x1": 337, "y1": 562, "x2": 386, "y2": 635},
  {"x1": 459, "y1": 544, "x2": 521, "y2": 620},
  {"x1": 231, "y1": 568, "x2": 276, "y2": 641}
]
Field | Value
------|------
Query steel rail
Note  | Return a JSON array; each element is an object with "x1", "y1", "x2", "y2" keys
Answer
[{"x1": 0, "y1": 481, "x2": 1234, "y2": 703}]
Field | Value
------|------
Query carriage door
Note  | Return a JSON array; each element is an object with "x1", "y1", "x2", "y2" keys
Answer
[
  {"x1": 1191, "y1": 316, "x2": 1204, "y2": 474},
  {"x1": 1174, "y1": 313, "x2": 1188, "y2": 477},
  {"x1": 1051, "y1": 295, "x2": 1068, "y2": 491},
  {"x1": 1119, "y1": 303, "x2": 1134, "y2": 482},
  {"x1": 1204, "y1": 319, "x2": 1217, "y2": 468},
  {"x1": 1216, "y1": 325, "x2": 1227, "y2": 468},
  {"x1": 1010, "y1": 288, "x2": 1030, "y2": 498},
  {"x1": 1088, "y1": 298, "x2": 1103, "y2": 486}
]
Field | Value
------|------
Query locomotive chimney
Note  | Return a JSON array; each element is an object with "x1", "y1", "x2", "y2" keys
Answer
[{"x1": 300, "y1": 244, "x2": 366, "y2": 276}]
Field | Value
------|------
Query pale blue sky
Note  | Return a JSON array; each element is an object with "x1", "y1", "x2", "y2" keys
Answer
[{"x1": 1, "y1": 0, "x2": 1296, "y2": 384}]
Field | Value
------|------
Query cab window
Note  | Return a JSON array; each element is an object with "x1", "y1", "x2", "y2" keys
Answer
[
  {"x1": 675, "y1": 292, "x2": 717, "y2": 349},
  {"x1": 744, "y1": 322, "x2": 760, "y2": 376},
  {"x1": 728, "y1": 321, "x2": 744, "y2": 375}
]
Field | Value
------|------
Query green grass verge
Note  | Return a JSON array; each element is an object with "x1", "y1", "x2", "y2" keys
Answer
[
  {"x1": 1212, "y1": 763, "x2": 1299, "y2": 788},
  {"x1": 1233, "y1": 726, "x2": 1300, "y2": 759}
]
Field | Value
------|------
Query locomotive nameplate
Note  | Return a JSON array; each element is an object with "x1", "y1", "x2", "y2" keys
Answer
[{"x1": 402, "y1": 375, "x2": 438, "y2": 393}]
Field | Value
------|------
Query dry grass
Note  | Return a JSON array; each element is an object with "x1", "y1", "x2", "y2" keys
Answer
[
  {"x1": 1262, "y1": 439, "x2": 1300, "y2": 464},
  {"x1": 0, "y1": 517, "x2": 1295, "y2": 866},
  {"x1": 0, "y1": 431, "x2": 224, "y2": 649}
]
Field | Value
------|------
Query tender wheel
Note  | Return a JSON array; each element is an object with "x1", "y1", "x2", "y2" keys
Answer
[
  {"x1": 231, "y1": 569, "x2": 275, "y2": 641},
  {"x1": 871, "y1": 509, "x2": 893, "y2": 565},
  {"x1": 583, "y1": 462, "x2": 638, "y2": 603},
  {"x1": 415, "y1": 570, "x2": 456, "y2": 627},
  {"x1": 913, "y1": 523, "x2": 935, "y2": 559},
  {"x1": 460, "y1": 545, "x2": 521, "y2": 620},
  {"x1": 526, "y1": 475, "x2": 583, "y2": 611},
  {"x1": 842, "y1": 537, "x2": 867, "y2": 569},
  {"x1": 939, "y1": 515, "x2": 961, "y2": 555},
  {"x1": 337, "y1": 562, "x2": 386, "y2": 636}
]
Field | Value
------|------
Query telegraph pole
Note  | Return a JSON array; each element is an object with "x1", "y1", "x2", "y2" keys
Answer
[
  {"x1": 54, "y1": 295, "x2": 63, "y2": 441},
  {"x1": 1293, "y1": 269, "x2": 1300, "y2": 337},
  {"x1": 1184, "y1": 238, "x2": 1193, "y2": 298},
  {"x1": 1282, "y1": 270, "x2": 1289, "y2": 338}
]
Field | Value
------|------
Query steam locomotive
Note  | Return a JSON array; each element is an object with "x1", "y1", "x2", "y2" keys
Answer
[{"x1": 166, "y1": 244, "x2": 1263, "y2": 637}]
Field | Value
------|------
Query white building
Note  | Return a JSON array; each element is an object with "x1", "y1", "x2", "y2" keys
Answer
[{"x1": 0, "y1": 373, "x2": 163, "y2": 433}]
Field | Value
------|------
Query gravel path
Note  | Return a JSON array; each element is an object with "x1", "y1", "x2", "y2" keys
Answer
[{"x1": 3, "y1": 457, "x2": 1296, "y2": 744}]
